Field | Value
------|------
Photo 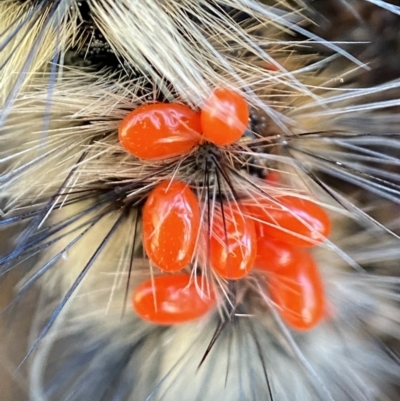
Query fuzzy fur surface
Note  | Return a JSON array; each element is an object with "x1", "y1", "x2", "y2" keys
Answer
[{"x1": 2, "y1": 1, "x2": 400, "y2": 400}]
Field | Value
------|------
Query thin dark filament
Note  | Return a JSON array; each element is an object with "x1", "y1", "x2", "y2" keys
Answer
[
  {"x1": 14, "y1": 206, "x2": 127, "y2": 372},
  {"x1": 224, "y1": 323, "x2": 233, "y2": 387},
  {"x1": 247, "y1": 321, "x2": 274, "y2": 401},
  {"x1": 105, "y1": 163, "x2": 179, "y2": 196},
  {"x1": 0, "y1": 204, "x2": 114, "y2": 274},
  {"x1": 234, "y1": 322, "x2": 246, "y2": 401},
  {"x1": 15, "y1": 198, "x2": 114, "y2": 251},
  {"x1": 0, "y1": 210, "x2": 106, "y2": 316},
  {"x1": 0, "y1": 0, "x2": 45, "y2": 39},
  {"x1": 0, "y1": 0, "x2": 48, "y2": 54},
  {"x1": 376, "y1": 337, "x2": 400, "y2": 365},
  {"x1": 198, "y1": 293, "x2": 240, "y2": 369},
  {"x1": 121, "y1": 208, "x2": 139, "y2": 319},
  {"x1": 283, "y1": 146, "x2": 400, "y2": 241},
  {"x1": 0, "y1": 198, "x2": 111, "y2": 266},
  {"x1": 0, "y1": 0, "x2": 63, "y2": 125},
  {"x1": 0, "y1": 151, "x2": 90, "y2": 270},
  {"x1": 329, "y1": 140, "x2": 400, "y2": 164},
  {"x1": 239, "y1": 134, "x2": 281, "y2": 148},
  {"x1": 100, "y1": 340, "x2": 146, "y2": 401},
  {"x1": 145, "y1": 329, "x2": 207, "y2": 401},
  {"x1": 0, "y1": 208, "x2": 44, "y2": 227},
  {"x1": 0, "y1": 145, "x2": 65, "y2": 183},
  {"x1": 205, "y1": 163, "x2": 211, "y2": 273},
  {"x1": 42, "y1": 13, "x2": 62, "y2": 139},
  {"x1": 214, "y1": 164, "x2": 235, "y2": 295},
  {"x1": 212, "y1": 158, "x2": 243, "y2": 312},
  {"x1": 294, "y1": 131, "x2": 400, "y2": 140},
  {"x1": 268, "y1": 301, "x2": 336, "y2": 401},
  {"x1": 211, "y1": 154, "x2": 239, "y2": 200},
  {"x1": 197, "y1": 318, "x2": 228, "y2": 369},
  {"x1": 289, "y1": 144, "x2": 400, "y2": 195},
  {"x1": 225, "y1": 164, "x2": 278, "y2": 202},
  {"x1": 0, "y1": 189, "x2": 102, "y2": 226}
]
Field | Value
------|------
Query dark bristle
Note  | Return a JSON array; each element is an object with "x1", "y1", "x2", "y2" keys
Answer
[
  {"x1": 16, "y1": 0, "x2": 56, "y2": 4},
  {"x1": 195, "y1": 143, "x2": 222, "y2": 174}
]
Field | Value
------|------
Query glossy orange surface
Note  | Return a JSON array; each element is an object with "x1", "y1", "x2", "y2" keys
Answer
[
  {"x1": 143, "y1": 181, "x2": 200, "y2": 272},
  {"x1": 246, "y1": 196, "x2": 331, "y2": 247},
  {"x1": 255, "y1": 237, "x2": 305, "y2": 273},
  {"x1": 119, "y1": 103, "x2": 202, "y2": 159},
  {"x1": 132, "y1": 275, "x2": 216, "y2": 325},
  {"x1": 267, "y1": 250, "x2": 326, "y2": 331},
  {"x1": 209, "y1": 204, "x2": 257, "y2": 279},
  {"x1": 200, "y1": 88, "x2": 249, "y2": 146}
]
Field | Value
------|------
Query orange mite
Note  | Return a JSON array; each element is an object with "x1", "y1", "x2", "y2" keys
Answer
[
  {"x1": 246, "y1": 196, "x2": 331, "y2": 247},
  {"x1": 209, "y1": 203, "x2": 257, "y2": 280},
  {"x1": 265, "y1": 171, "x2": 280, "y2": 185},
  {"x1": 266, "y1": 249, "x2": 326, "y2": 331},
  {"x1": 200, "y1": 88, "x2": 249, "y2": 146},
  {"x1": 143, "y1": 181, "x2": 200, "y2": 272},
  {"x1": 132, "y1": 275, "x2": 216, "y2": 325},
  {"x1": 118, "y1": 102, "x2": 202, "y2": 160},
  {"x1": 255, "y1": 237, "x2": 304, "y2": 273}
]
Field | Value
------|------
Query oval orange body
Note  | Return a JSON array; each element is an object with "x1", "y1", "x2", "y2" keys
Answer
[
  {"x1": 200, "y1": 88, "x2": 249, "y2": 146},
  {"x1": 118, "y1": 103, "x2": 202, "y2": 159},
  {"x1": 267, "y1": 251, "x2": 326, "y2": 331},
  {"x1": 133, "y1": 275, "x2": 216, "y2": 325},
  {"x1": 143, "y1": 181, "x2": 200, "y2": 272},
  {"x1": 265, "y1": 171, "x2": 280, "y2": 185},
  {"x1": 255, "y1": 237, "x2": 306, "y2": 273},
  {"x1": 210, "y1": 204, "x2": 257, "y2": 280},
  {"x1": 246, "y1": 196, "x2": 331, "y2": 247}
]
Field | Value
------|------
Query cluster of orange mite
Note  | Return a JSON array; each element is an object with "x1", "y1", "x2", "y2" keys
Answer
[{"x1": 118, "y1": 89, "x2": 332, "y2": 331}]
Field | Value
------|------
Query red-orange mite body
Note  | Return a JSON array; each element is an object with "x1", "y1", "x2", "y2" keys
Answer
[
  {"x1": 132, "y1": 275, "x2": 216, "y2": 325},
  {"x1": 255, "y1": 237, "x2": 305, "y2": 273},
  {"x1": 267, "y1": 250, "x2": 326, "y2": 331},
  {"x1": 125, "y1": 94, "x2": 329, "y2": 331},
  {"x1": 209, "y1": 204, "x2": 257, "y2": 280},
  {"x1": 143, "y1": 181, "x2": 200, "y2": 272},
  {"x1": 119, "y1": 103, "x2": 202, "y2": 160},
  {"x1": 201, "y1": 88, "x2": 249, "y2": 146},
  {"x1": 246, "y1": 196, "x2": 331, "y2": 247}
]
